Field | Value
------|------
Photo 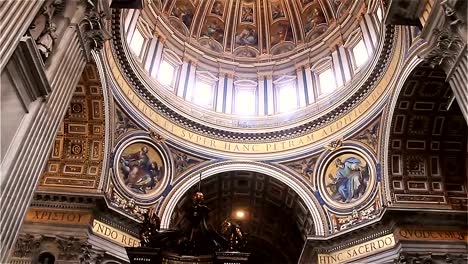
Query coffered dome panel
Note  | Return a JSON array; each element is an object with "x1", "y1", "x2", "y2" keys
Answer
[
  {"x1": 152, "y1": 0, "x2": 355, "y2": 59},
  {"x1": 109, "y1": 0, "x2": 389, "y2": 158}
]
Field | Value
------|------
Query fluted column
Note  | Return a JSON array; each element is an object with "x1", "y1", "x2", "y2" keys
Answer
[
  {"x1": 224, "y1": 71, "x2": 234, "y2": 114},
  {"x1": 447, "y1": 48, "x2": 468, "y2": 121},
  {"x1": 216, "y1": 72, "x2": 227, "y2": 112},
  {"x1": 296, "y1": 65, "x2": 307, "y2": 107},
  {"x1": 184, "y1": 60, "x2": 197, "y2": 101},
  {"x1": 303, "y1": 66, "x2": 315, "y2": 103},
  {"x1": 176, "y1": 57, "x2": 190, "y2": 97},
  {"x1": 0, "y1": 0, "x2": 45, "y2": 71},
  {"x1": 0, "y1": 2, "x2": 111, "y2": 262},
  {"x1": 257, "y1": 74, "x2": 266, "y2": 115},
  {"x1": 1, "y1": 32, "x2": 87, "y2": 263},
  {"x1": 421, "y1": 0, "x2": 468, "y2": 121}
]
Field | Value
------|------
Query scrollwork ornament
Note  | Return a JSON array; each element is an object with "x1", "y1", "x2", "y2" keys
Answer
[
  {"x1": 13, "y1": 234, "x2": 41, "y2": 258},
  {"x1": 57, "y1": 236, "x2": 86, "y2": 260},
  {"x1": 80, "y1": 244, "x2": 105, "y2": 264},
  {"x1": 424, "y1": 28, "x2": 464, "y2": 72},
  {"x1": 77, "y1": 0, "x2": 111, "y2": 61}
]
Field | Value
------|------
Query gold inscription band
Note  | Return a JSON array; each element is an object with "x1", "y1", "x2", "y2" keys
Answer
[
  {"x1": 92, "y1": 220, "x2": 141, "y2": 248},
  {"x1": 396, "y1": 227, "x2": 468, "y2": 242},
  {"x1": 317, "y1": 234, "x2": 396, "y2": 264},
  {"x1": 25, "y1": 208, "x2": 91, "y2": 225},
  {"x1": 105, "y1": 30, "x2": 401, "y2": 154}
]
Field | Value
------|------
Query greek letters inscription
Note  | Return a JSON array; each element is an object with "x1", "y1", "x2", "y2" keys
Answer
[{"x1": 27, "y1": 209, "x2": 90, "y2": 224}]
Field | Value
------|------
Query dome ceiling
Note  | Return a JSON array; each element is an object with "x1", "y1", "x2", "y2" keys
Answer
[{"x1": 155, "y1": 0, "x2": 356, "y2": 58}]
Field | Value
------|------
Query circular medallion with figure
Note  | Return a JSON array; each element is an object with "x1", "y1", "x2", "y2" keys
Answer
[
  {"x1": 317, "y1": 147, "x2": 376, "y2": 210},
  {"x1": 113, "y1": 139, "x2": 169, "y2": 200}
]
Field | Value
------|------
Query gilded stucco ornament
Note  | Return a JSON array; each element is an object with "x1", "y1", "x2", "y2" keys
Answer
[
  {"x1": 424, "y1": 0, "x2": 466, "y2": 73},
  {"x1": 424, "y1": 28, "x2": 465, "y2": 72}
]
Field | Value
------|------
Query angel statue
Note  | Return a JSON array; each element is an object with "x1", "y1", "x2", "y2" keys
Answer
[
  {"x1": 36, "y1": 22, "x2": 58, "y2": 61},
  {"x1": 139, "y1": 212, "x2": 161, "y2": 247}
]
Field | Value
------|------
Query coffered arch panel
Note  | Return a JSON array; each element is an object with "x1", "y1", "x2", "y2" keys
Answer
[{"x1": 385, "y1": 63, "x2": 467, "y2": 209}]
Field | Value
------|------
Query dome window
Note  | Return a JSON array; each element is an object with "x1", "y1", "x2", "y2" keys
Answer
[
  {"x1": 376, "y1": 7, "x2": 383, "y2": 22},
  {"x1": 318, "y1": 68, "x2": 337, "y2": 95},
  {"x1": 235, "y1": 89, "x2": 256, "y2": 115},
  {"x1": 352, "y1": 39, "x2": 369, "y2": 69},
  {"x1": 274, "y1": 76, "x2": 298, "y2": 113},
  {"x1": 129, "y1": 28, "x2": 145, "y2": 57},
  {"x1": 193, "y1": 80, "x2": 214, "y2": 108},
  {"x1": 157, "y1": 60, "x2": 176, "y2": 88},
  {"x1": 277, "y1": 85, "x2": 297, "y2": 113},
  {"x1": 234, "y1": 80, "x2": 257, "y2": 116}
]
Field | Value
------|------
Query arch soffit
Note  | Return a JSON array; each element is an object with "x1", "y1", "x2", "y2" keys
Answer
[
  {"x1": 159, "y1": 161, "x2": 327, "y2": 236},
  {"x1": 380, "y1": 54, "x2": 424, "y2": 201}
]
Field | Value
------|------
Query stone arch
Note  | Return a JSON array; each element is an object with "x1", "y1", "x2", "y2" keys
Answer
[
  {"x1": 383, "y1": 61, "x2": 467, "y2": 208},
  {"x1": 159, "y1": 160, "x2": 327, "y2": 235}
]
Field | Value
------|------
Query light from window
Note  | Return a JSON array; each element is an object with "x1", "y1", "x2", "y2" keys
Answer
[
  {"x1": 318, "y1": 69, "x2": 336, "y2": 95},
  {"x1": 352, "y1": 40, "x2": 368, "y2": 69},
  {"x1": 377, "y1": 7, "x2": 383, "y2": 22},
  {"x1": 277, "y1": 85, "x2": 297, "y2": 113},
  {"x1": 235, "y1": 89, "x2": 256, "y2": 115},
  {"x1": 130, "y1": 29, "x2": 144, "y2": 56},
  {"x1": 157, "y1": 60, "x2": 175, "y2": 87},
  {"x1": 193, "y1": 81, "x2": 213, "y2": 107}
]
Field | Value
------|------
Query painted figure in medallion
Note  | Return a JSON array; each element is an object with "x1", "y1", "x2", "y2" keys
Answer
[
  {"x1": 119, "y1": 144, "x2": 164, "y2": 194},
  {"x1": 326, "y1": 156, "x2": 369, "y2": 203}
]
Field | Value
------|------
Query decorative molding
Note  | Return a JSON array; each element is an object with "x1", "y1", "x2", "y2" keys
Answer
[
  {"x1": 109, "y1": 9, "x2": 397, "y2": 140},
  {"x1": 424, "y1": 28, "x2": 465, "y2": 74}
]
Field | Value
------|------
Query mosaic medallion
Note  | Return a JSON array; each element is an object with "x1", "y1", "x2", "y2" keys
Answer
[
  {"x1": 113, "y1": 139, "x2": 168, "y2": 200},
  {"x1": 317, "y1": 147, "x2": 376, "y2": 210}
]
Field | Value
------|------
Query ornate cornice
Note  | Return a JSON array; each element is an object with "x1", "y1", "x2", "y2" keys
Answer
[
  {"x1": 31, "y1": 193, "x2": 102, "y2": 210},
  {"x1": 109, "y1": 10, "x2": 396, "y2": 143}
]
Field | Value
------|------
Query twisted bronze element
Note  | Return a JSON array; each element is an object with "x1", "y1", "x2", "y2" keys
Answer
[
  {"x1": 139, "y1": 211, "x2": 161, "y2": 247},
  {"x1": 221, "y1": 220, "x2": 246, "y2": 251}
]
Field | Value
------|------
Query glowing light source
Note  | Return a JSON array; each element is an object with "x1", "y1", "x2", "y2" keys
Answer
[
  {"x1": 235, "y1": 89, "x2": 256, "y2": 115},
  {"x1": 318, "y1": 69, "x2": 337, "y2": 95},
  {"x1": 377, "y1": 7, "x2": 383, "y2": 22},
  {"x1": 129, "y1": 29, "x2": 144, "y2": 56},
  {"x1": 352, "y1": 40, "x2": 369, "y2": 69},
  {"x1": 235, "y1": 210, "x2": 245, "y2": 219},
  {"x1": 193, "y1": 81, "x2": 213, "y2": 107},
  {"x1": 157, "y1": 60, "x2": 175, "y2": 88},
  {"x1": 277, "y1": 84, "x2": 297, "y2": 113}
]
